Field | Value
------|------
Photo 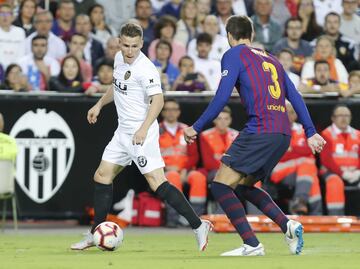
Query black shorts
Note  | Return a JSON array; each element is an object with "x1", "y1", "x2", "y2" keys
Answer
[{"x1": 221, "y1": 132, "x2": 291, "y2": 181}]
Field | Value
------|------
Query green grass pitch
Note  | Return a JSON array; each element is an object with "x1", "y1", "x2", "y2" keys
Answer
[{"x1": 1, "y1": 231, "x2": 360, "y2": 269}]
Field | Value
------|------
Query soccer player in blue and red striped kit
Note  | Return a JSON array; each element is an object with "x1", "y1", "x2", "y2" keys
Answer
[{"x1": 184, "y1": 15, "x2": 326, "y2": 256}]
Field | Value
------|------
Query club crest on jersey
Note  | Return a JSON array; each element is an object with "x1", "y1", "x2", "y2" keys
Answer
[
  {"x1": 137, "y1": 156, "x2": 147, "y2": 167},
  {"x1": 10, "y1": 109, "x2": 75, "y2": 204},
  {"x1": 124, "y1": 70, "x2": 131, "y2": 80}
]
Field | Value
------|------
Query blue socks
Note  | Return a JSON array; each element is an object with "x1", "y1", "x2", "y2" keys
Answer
[
  {"x1": 211, "y1": 182, "x2": 260, "y2": 247},
  {"x1": 235, "y1": 185, "x2": 289, "y2": 233}
]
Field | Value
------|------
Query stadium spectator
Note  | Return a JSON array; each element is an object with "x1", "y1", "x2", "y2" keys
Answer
[
  {"x1": 171, "y1": 56, "x2": 210, "y2": 92},
  {"x1": 173, "y1": 0, "x2": 199, "y2": 47},
  {"x1": 196, "y1": 0, "x2": 211, "y2": 24},
  {"x1": 323, "y1": 12, "x2": 358, "y2": 70},
  {"x1": 75, "y1": 14, "x2": 104, "y2": 69},
  {"x1": 251, "y1": 0, "x2": 282, "y2": 52},
  {"x1": 320, "y1": 105, "x2": 360, "y2": 215},
  {"x1": 199, "y1": 106, "x2": 238, "y2": 184},
  {"x1": 26, "y1": 10, "x2": 67, "y2": 60},
  {"x1": 67, "y1": 33, "x2": 92, "y2": 82},
  {"x1": 266, "y1": 102, "x2": 322, "y2": 215},
  {"x1": 51, "y1": 0, "x2": 76, "y2": 44},
  {"x1": 84, "y1": 59, "x2": 113, "y2": 95},
  {"x1": 215, "y1": 0, "x2": 234, "y2": 37},
  {"x1": 88, "y1": 3, "x2": 117, "y2": 49},
  {"x1": 93, "y1": 36, "x2": 120, "y2": 74},
  {"x1": 340, "y1": 0, "x2": 360, "y2": 44},
  {"x1": 297, "y1": 0, "x2": 323, "y2": 42},
  {"x1": 18, "y1": 35, "x2": 60, "y2": 91},
  {"x1": 96, "y1": 0, "x2": 135, "y2": 33},
  {"x1": 193, "y1": 33, "x2": 221, "y2": 91},
  {"x1": 313, "y1": 0, "x2": 343, "y2": 27},
  {"x1": 0, "y1": 3, "x2": 26, "y2": 69},
  {"x1": 148, "y1": 15, "x2": 186, "y2": 66},
  {"x1": 72, "y1": 0, "x2": 96, "y2": 15},
  {"x1": 49, "y1": 54, "x2": 83, "y2": 93},
  {"x1": 271, "y1": 0, "x2": 292, "y2": 32},
  {"x1": 158, "y1": 0, "x2": 182, "y2": 19},
  {"x1": 159, "y1": 99, "x2": 207, "y2": 226},
  {"x1": 277, "y1": 49, "x2": 300, "y2": 88},
  {"x1": 272, "y1": 17, "x2": 313, "y2": 74},
  {"x1": 340, "y1": 70, "x2": 360, "y2": 97},
  {"x1": 135, "y1": 0, "x2": 155, "y2": 56},
  {"x1": 299, "y1": 60, "x2": 348, "y2": 93},
  {"x1": 12, "y1": 0, "x2": 36, "y2": 37},
  {"x1": 301, "y1": 35, "x2": 348, "y2": 84},
  {"x1": 187, "y1": 15, "x2": 229, "y2": 62},
  {"x1": 0, "y1": 64, "x2": 30, "y2": 91},
  {"x1": 152, "y1": 40, "x2": 179, "y2": 90}
]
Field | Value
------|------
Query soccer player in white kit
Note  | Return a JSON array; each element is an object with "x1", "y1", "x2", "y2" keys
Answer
[{"x1": 71, "y1": 23, "x2": 212, "y2": 251}]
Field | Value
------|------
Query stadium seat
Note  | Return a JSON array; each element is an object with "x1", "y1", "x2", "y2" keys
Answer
[{"x1": 0, "y1": 159, "x2": 18, "y2": 231}]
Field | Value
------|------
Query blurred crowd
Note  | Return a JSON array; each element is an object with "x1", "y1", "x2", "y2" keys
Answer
[{"x1": 0, "y1": 0, "x2": 359, "y2": 96}]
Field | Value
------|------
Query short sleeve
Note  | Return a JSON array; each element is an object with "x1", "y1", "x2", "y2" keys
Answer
[{"x1": 140, "y1": 63, "x2": 162, "y2": 96}]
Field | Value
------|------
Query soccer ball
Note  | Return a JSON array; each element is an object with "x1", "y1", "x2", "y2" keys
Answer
[{"x1": 93, "y1": 221, "x2": 123, "y2": 251}]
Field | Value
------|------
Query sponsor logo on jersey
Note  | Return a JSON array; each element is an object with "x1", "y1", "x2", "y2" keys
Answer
[
  {"x1": 124, "y1": 70, "x2": 131, "y2": 80},
  {"x1": 137, "y1": 156, "x2": 147, "y2": 167},
  {"x1": 10, "y1": 109, "x2": 75, "y2": 203},
  {"x1": 267, "y1": 104, "x2": 286, "y2": 113},
  {"x1": 113, "y1": 77, "x2": 127, "y2": 95}
]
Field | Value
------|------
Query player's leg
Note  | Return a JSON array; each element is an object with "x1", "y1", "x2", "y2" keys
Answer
[
  {"x1": 236, "y1": 175, "x2": 304, "y2": 255},
  {"x1": 92, "y1": 160, "x2": 124, "y2": 232},
  {"x1": 143, "y1": 168, "x2": 213, "y2": 251},
  {"x1": 71, "y1": 160, "x2": 123, "y2": 250},
  {"x1": 71, "y1": 131, "x2": 130, "y2": 250},
  {"x1": 164, "y1": 170, "x2": 182, "y2": 227},
  {"x1": 210, "y1": 164, "x2": 264, "y2": 256}
]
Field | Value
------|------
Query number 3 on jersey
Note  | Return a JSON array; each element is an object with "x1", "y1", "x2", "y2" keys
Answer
[{"x1": 262, "y1": 61, "x2": 281, "y2": 99}]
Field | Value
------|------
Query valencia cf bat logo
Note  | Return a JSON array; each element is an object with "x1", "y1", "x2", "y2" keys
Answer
[{"x1": 124, "y1": 70, "x2": 131, "y2": 80}]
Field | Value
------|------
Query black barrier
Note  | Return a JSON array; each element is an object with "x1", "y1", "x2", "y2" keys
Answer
[{"x1": 1, "y1": 92, "x2": 360, "y2": 219}]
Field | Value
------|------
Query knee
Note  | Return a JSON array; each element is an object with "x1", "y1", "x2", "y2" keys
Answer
[{"x1": 94, "y1": 168, "x2": 112, "y2": 184}]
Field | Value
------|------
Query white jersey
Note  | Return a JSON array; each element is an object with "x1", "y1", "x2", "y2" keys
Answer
[{"x1": 112, "y1": 51, "x2": 162, "y2": 134}]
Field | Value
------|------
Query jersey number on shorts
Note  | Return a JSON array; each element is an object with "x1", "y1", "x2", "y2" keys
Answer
[{"x1": 262, "y1": 61, "x2": 281, "y2": 100}]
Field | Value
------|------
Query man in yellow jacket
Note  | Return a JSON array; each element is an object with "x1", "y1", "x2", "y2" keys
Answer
[{"x1": 0, "y1": 113, "x2": 17, "y2": 162}]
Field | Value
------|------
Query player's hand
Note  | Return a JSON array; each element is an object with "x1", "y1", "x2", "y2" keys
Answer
[
  {"x1": 133, "y1": 127, "x2": 148, "y2": 146},
  {"x1": 87, "y1": 104, "x2": 101, "y2": 124},
  {"x1": 307, "y1": 133, "x2": 326, "y2": 154},
  {"x1": 184, "y1": 126, "x2": 198, "y2": 144}
]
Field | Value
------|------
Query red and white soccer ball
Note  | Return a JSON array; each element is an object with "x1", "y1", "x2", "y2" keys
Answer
[{"x1": 93, "y1": 221, "x2": 124, "y2": 251}]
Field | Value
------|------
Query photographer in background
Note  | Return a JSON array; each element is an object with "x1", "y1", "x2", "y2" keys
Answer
[{"x1": 172, "y1": 56, "x2": 210, "y2": 92}]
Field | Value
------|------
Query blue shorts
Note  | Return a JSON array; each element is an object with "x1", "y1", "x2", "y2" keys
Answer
[{"x1": 221, "y1": 132, "x2": 291, "y2": 181}]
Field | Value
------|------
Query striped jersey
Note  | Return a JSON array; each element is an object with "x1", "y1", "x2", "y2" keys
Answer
[{"x1": 193, "y1": 44, "x2": 316, "y2": 138}]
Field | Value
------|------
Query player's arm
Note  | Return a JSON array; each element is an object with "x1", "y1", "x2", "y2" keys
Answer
[
  {"x1": 87, "y1": 85, "x2": 114, "y2": 124},
  {"x1": 133, "y1": 64, "x2": 163, "y2": 145},
  {"x1": 284, "y1": 72, "x2": 326, "y2": 153},
  {"x1": 184, "y1": 49, "x2": 241, "y2": 143},
  {"x1": 133, "y1": 93, "x2": 164, "y2": 145}
]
